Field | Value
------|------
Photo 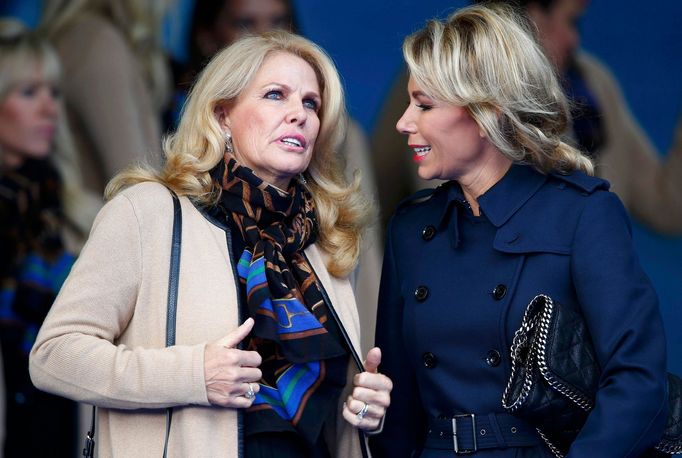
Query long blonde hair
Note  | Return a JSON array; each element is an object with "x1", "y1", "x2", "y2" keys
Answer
[
  {"x1": 0, "y1": 19, "x2": 101, "y2": 238},
  {"x1": 107, "y1": 31, "x2": 369, "y2": 277},
  {"x1": 403, "y1": 4, "x2": 593, "y2": 175}
]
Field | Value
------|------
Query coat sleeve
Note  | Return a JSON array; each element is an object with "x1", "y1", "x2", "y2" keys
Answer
[
  {"x1": 29, "y1": 193, "x2": 209, "y2": 410},
  {"x1": 61, "y1": 18, "x2": 162, "y2": 184},
  {"x1": 567, "y1": 191, "x2": 668, "y2": 457},
  {"x1": 369, "y1": 217, "x2": 427, "y2": 457}
]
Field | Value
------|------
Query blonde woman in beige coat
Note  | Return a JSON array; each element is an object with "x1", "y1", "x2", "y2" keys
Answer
[{"x1": 30, "y1": 31, "x2": 392, "y2": 458}]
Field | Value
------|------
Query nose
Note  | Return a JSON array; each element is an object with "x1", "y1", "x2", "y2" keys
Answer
[
  {"x1": 40, "y1": 89, "x2": 59, "y2": 118},
  {"x1": 285, "y1": 99, "x2": 308, "y2": 125},
  {"x1": 396, "y1": 106, "x2": 414, "y2": 135}
]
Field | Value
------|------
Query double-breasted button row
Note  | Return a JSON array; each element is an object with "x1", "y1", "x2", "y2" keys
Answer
[
  {"x1": 414, "y1": 284, "x2": 507, "y2": 302},
  {"x1": 423, "y1": 352, "x2": 438, "y2": 368},
  {"x1": 414, "y1": 286, "x2": 429, "y2": 302}
]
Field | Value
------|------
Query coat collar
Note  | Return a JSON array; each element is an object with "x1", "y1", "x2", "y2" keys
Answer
[
  {"x1": 438, "y1": 164, "x2": 547, "y2": 229},
  {"x1": 477, "y1": 164, "x2": 547, "y2": 227}
]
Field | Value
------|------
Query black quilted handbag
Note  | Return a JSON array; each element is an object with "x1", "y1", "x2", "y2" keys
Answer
[{"x1": 501, "y1": 294, "x2": 682, "y2": 457}]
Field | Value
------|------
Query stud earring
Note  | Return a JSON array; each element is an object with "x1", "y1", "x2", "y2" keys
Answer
[{"x1": 224, "y1": 132, "x2": 233, "y2": 153}]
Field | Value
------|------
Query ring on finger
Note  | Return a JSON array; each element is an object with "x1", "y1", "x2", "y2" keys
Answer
[
  {"x1": 244, "y1": 383, "x2": 255, "y2": 400},
  {"x1": 355, "y1": 401, "x2": 369, "y2": 420}
]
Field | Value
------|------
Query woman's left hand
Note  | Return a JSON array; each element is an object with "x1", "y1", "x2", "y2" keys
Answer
[{"x1": 343, "y1": 347, "x2": 392, "y2": 432}]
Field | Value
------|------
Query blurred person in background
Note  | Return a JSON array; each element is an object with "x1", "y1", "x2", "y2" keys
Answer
[
  {"x1": 40, "y1": 0, "x2": 172, "y2": 196},
  {"x1": 0, "y1": 18, "x2": 99, "y2": 457},
  {"x1": 168, "y1": 0, "x2": 382, "y2": 353}
]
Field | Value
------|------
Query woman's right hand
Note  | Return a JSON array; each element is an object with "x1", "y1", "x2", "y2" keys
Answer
[{"x1": 204, "y1": 317, "x2": 262, "y2": 408}]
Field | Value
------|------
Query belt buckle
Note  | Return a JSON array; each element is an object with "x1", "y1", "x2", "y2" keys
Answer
[{"x1": 452, "y1": 413, "x2": 477, "y2": 454}]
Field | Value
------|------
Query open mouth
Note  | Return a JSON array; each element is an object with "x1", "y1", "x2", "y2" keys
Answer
[
  {"x1": 281, "y1": 137, "x2": 303, "y2": 148},
  {"x1": 279, "y1": 135, "x2": 307, "y2": 150},
  {"x1": 413, "y1": 146, "x2": 431, "y2": 157},
  {"x1": 411, "y1": 145, "x2": 431, "y2": 162}
]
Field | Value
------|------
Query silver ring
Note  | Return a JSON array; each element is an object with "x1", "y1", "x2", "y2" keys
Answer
[
  {"x1": 245, "y1": 383, "x2": 255, "y2": 400},
  {"x1": 356, "y1": 402, "x2": 369, "y2": 420}
]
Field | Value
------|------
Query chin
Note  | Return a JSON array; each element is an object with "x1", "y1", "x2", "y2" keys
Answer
[{"x1": 417, "y1": 167, "x2": 438, "y2": 182}]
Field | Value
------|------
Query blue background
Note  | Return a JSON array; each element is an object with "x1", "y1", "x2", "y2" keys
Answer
[{"x1": 3, "y1": 0, "x2": 680, "y2": 372}]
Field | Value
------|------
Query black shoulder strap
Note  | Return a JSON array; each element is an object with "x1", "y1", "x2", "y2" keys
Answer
[
  {"x1": 83, "y1": 189, "x2": 183, "y2": 458},
  {"x1": 163, "y1": 190, "x2": 182, "y2": 458},
  {"x1": 165, "y1": 191, "x2": 182, "y2": 347}
]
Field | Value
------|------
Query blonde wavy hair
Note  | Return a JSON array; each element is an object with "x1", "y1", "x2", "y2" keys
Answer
[
  {"x1": 106, "y1": 31, "x2": 369, "y2": 277},
  {"x1": 403, "y1": 3, "x2": 593, "y2": 175},
  {"x1": 0, "y1": 19, "x2": 101, "y2": 239}
]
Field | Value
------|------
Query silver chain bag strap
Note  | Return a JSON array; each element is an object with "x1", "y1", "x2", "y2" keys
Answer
[{"x1": 502, "y1": 294, "x2": 682, "y2": 457}]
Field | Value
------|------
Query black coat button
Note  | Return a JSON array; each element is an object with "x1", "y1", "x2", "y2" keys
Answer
[
  {"x1": 414, "y1": 286, "x2": 429, "y2": 302},
  {"x1": 492, "y1": 284, "x2": 507, "y2": 300},
  {"x1": 422, "y1": 225, "x2": 436, "y2": 241},
  {"x1": 486, "y1": 350, "x2": 501, "y2": 367},
  {"x1": 423, "y1": 352, "x2": 438, "y2": 368}
]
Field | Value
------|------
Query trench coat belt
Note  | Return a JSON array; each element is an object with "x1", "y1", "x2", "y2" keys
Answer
[{"x1": 425, "y1": 413, "x2": 540, "y2": 453}]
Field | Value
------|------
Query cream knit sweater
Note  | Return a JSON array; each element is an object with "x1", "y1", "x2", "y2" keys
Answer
[{"x1": 30, "y1": 182, "x2": 367, "y2": 457}]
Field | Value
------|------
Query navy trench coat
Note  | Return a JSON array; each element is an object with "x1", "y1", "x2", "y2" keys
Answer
[{"x1": 370, "y1": 164, "x2": 668, "y2": 457}]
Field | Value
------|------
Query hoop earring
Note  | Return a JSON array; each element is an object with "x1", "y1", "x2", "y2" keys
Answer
[{"x1": 224, "y1": 132, "x2": 233, "y2": 153}]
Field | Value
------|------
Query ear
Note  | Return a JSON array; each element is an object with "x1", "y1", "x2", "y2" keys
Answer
[{"x1": 214, "y1": 102, "x2": 231, "y2": 133}]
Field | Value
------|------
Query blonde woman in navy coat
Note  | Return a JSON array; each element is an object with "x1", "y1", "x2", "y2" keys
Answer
[{"x1": 370, "y1": 5, "x2": 668, "y2": 457}]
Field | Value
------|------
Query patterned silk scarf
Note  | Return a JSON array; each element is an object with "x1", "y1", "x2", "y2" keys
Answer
[{"x1": 211, "y1": 153, "x2": 346, "y2": 427}]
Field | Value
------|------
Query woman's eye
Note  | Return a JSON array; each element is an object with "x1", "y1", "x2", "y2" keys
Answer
[
  {"x1": 416, "y1": 104, "x2": 432, "y2": 111},
  {"x1": 303, "y1": 98, "x2": 318, "y2": 111},
  {"x1": 264, "y1": 90, "x2": 283, "y2": 100},
  {"x1": 20, "y1": 85, "x2": 38, "y2": 97}
]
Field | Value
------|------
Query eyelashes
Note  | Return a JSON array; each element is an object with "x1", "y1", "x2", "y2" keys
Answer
[{"x1": 263, "y1": 89, "x2": 320, "y2": 112}]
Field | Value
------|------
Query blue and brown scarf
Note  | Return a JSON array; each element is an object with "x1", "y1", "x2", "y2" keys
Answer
[{"x1": 211, "y1": 153, "x2": 347, "y2": 436}]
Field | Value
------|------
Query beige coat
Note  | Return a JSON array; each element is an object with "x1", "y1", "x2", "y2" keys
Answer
[
  {"x1": 29, "y1": 182, "x2": 368, "y2": 458},
  {"x1": 52, "y1": 12, "x2": 164, "y2": 195},
  {"x1": 371, "y1": 51, "x2": 682, "y2": 234},
  {"x1": 577, "y1": 52, "x2": 682, "y2": 234},
  {"x1": 343, "y1": 119, "x2": 382, "y2": 354}
]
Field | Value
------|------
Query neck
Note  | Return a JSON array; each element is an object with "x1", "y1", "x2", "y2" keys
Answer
[{"x1": 458, "y1": 150, "x2": 513, "y2": 216}]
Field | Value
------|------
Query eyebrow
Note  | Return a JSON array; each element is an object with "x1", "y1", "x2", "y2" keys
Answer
[
  {"x1": 263, "y1": 82, "x2": 321, "y2": 100},
  {"x1": 411, "y1": 90, "x2": 431, "y2": 98}
]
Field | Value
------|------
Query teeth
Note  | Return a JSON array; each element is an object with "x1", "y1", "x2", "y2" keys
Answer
[
  {"x1": 414, "y1": 146, "x2": 431, "y2": 156},
  {"x1": 282, "y1": 137, "x2": 302, "y2": 147}
]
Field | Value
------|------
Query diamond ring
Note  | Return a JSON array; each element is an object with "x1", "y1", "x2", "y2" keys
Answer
[
  {"x1": 245, "y1": 383, "x2": 255, "y2": 400},
  {"x1": 356, "y1": 402, "x2": 369, "y2": 420}
]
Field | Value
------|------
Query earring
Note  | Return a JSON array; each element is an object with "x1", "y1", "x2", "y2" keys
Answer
[{"x1": 224, "y1": 132, "x2": 233, "y2": 153}]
